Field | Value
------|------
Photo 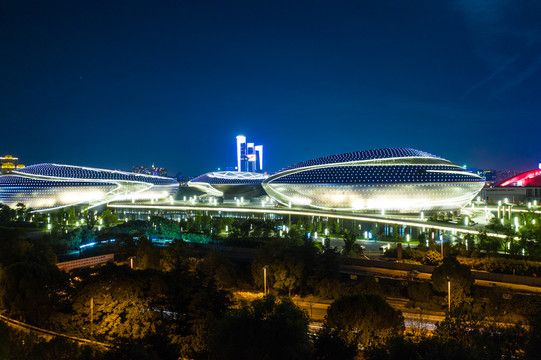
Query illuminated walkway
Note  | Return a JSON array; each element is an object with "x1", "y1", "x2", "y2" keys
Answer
[{"x1": 108, "y1": 201, "x2": 513, "y2": 239}]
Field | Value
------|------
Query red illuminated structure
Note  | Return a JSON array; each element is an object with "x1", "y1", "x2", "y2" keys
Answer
[{"x1": 499, "y1": 169, "x2": 541, "y2": 187}]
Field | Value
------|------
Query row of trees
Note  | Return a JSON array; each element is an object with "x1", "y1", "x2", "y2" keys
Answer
[
  {"x1": 3, "y1": 216, "x2": 541, "y2": 358},
  {"x1": 0, "y1": 222, "x2": 403, "y2": 359}
]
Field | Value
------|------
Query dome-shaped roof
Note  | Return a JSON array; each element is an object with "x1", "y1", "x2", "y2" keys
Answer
[
  {"x1": 279, "y1": 148, "x2": 442, "y2": 172},
  {"x1": 15, "y1": 163, "x2": 176, "y2": 185}
]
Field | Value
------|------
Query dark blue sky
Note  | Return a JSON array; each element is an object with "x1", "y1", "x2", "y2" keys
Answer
[{"x1": 1, "y1": 0, "x2": 540, "y2": 176}]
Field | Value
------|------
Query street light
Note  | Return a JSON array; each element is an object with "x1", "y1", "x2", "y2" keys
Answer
[
  {"x1": 440, "y1": 234, "x2": 444, "y2": 258},
  {"x1": 90, "y1": 297, "x2": 94, "y2": 339},
  {"x1": 447, "y1": 277, "x2": 451, "y2": 313},
  {"x1": 263, "y1": 265, "x2": 269, "y2": 295}
]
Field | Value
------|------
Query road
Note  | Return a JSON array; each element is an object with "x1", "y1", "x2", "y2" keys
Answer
[
  {"x1": 340, "y1": 264, "x2": 541, "y2": 293},
  {"x1": 293, "y1": 296, "x2": 443, "y2": 332},
  {"x1": 233, "y1": 292, "x2": 443, "y2": 332}
]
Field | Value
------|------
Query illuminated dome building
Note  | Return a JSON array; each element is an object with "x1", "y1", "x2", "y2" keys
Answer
[
  {"x1": 0, "y1": 163, "x2": 178, "y2": 211},
  {"x1": 188, "y1": 171, "x2": 269, "y2": 199},
  {"x1": 262, "y1": 148, "x2": 484, "y2": 212}
]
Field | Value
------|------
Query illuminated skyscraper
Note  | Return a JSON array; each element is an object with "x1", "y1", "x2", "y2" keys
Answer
[{"x1": 236, "y1": 135, "x2": 263, "y2": 172}]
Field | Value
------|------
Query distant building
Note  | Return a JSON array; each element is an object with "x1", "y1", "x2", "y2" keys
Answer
[
  {"x1": 236, "y1": 135, "x2": 263, "y2": 173},
  {"x1": 1, "y1": 155, "x2": 24, "y2": 174},
  {"x1": 496, "y1": 170, "x2": 522, "y2": 183},
  {"x1": 133, "y1": 164, "x2": 167, "y2": 177},
  {"x1": 479, "y1": 168, "x2": 541, "y2": 204},
  {"x1": 472, "y1": 169, "x2": 520, "y2": 186},
  {"x1": 483, "y1": 169, "x2": 497, "y2": 183},
  {"x1": 480, "y1": 187, "x2": 541, "y2": 204}
]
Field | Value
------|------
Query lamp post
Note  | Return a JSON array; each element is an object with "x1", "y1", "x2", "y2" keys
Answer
[
  {"x1": 447, "y1": 277, "x2": 451, "y2": 313},
  {"x1": 90, "y1": 297, "x2": 94, "y2": 338},
  {"x1": 263, "y1": 265, "x2": 268, "y2": 295}
]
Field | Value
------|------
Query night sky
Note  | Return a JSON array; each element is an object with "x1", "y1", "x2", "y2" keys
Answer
[{"x1": 1, "y1": 1, "x2": 540, "y2": 176}]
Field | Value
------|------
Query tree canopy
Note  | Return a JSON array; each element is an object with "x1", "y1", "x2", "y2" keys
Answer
[
  {"x1": 321, "y1": 293, "x2": 404, "y2": 350},
  {"x1": 209, "y1": 295, "x2": 311, "y2": 360},
  {"x1": 431, "y1": 256, "x2": 474, "y2": 308}
]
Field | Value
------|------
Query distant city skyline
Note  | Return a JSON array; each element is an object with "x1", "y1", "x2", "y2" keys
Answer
[{"x1": 1, "y1": 1, "x2": 540, "y2": 176}]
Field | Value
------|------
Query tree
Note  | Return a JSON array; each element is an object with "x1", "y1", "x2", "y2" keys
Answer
[
  {"x1": 160, "y1": 238, "x2": 193, "y2": 272},
  {"x1": 0, "y1": 261, "x2": 65, "y2": 324},
  {"x1": 252, "y1": 239, "x2": 336, "y2": 296},
  {"x1": 100, "y1": 210, "x2": 118, "y2": 227},
  {"x1": 270, "y1": 251, "x2": 304, "y2": 296},
  {"x1": 342, "y1": 230, "x2": 363, "y2": 257},
  {"x1": 209, "y1": 295, "x2": 311, "y2": 360},
  {"x1": 321, "y1": 294, "x2": 404, "y2": 351},
  {"x1": 15, "y1": 203, "x2": 26, "y2": 220},
  {"x1": 0, "y1": 204, "x2": 15, "y2": 222},
  {"x1": 252, "y1": 241, "x2": 305, "y2": 296},
  {"x1": 527, "y1": 310, "x2": 541, "y2": 359},
  {"x1": 431, "y1": 256, "x2": 474, "y2": 309},
  {"x1": 66, "y1": 227, "x2": 96, "y2": 250},
  {"x1": 477, "y1": 230, "x2": 502, "y2": 254},
  {"x1": 423, "y1": 250, "x2": 442, "y2": 265},
  {"x1": 65, "y1": 207, "x2": 76, "y2": 225},
  {"x1": 0, "y1": 232, "x2": 64, "y2": 324},
  {"x1": 62, "y1": 266, "x2": 167, "y2": 344},
  {"x1": 432, "y1": 312, "x2": 528, "y2": 360},
  {"x1": 83, "y1": 210, "x2": 97, "y2": 230},
  {"x1": 164, "y1": 268, "x2": 230, "y2": 359},
  {"x1": 313, "y1": 330, "x2": 356, "y2": 360},
  {"x1": 197, "y1": 250, "x2": 238, "y2": 289},
  {"x1": 134, "y1": 237, "x2": 160, "y2": 270}
]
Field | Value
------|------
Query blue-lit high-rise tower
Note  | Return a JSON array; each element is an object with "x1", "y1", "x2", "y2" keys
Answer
[{"x1": 236, "y1": 135, "x2": 263, "y2": 172}]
